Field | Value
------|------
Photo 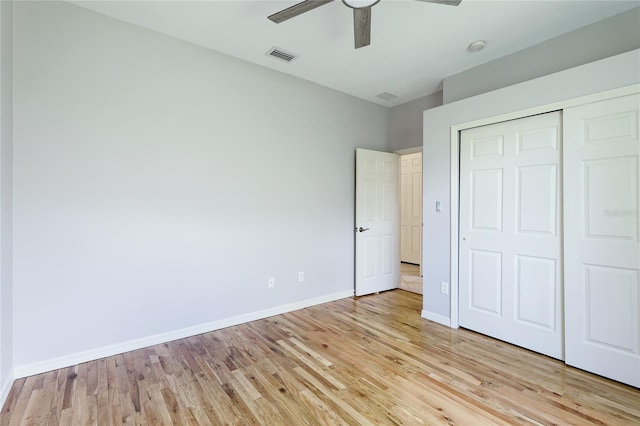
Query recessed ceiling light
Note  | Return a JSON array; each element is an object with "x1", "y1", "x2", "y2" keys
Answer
[
  {"x1": 468, "y1": 40, "x2": 486, "y2": 53},
  {"x1": 376, "y1": 92, "x2": 397, "y2": 101}
]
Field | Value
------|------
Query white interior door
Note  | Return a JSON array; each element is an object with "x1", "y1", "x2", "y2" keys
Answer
[
  {"x1": 400, "y1": 152, "x2": 422, "y2": 265},
  {"x1": 564, "y1": 94, "x2": 640, "y2": 387},
  {"x1": 355, "y1": 149, "x2": 400, "y2": 296},
  {"x1": 459, "y1": 112, "x2": 563, "y2": 360}
]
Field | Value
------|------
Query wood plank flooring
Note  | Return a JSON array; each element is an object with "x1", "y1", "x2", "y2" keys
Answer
[{"x1": 2, "y1": 290, "x2": 639, "y2": 425}]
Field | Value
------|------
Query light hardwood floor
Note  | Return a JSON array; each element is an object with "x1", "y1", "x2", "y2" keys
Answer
[{"x1": 1, "y1": 290, "x2": 638, "y2": 425}]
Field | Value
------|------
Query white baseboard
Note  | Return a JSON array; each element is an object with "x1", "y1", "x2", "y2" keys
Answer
[
  {"x1": 0, "y1": 371, "x2": 15, "y2": 411},
  {"x1": 14, "y1": 290, "x2": 354, "y2": 379},
  {"x1": 421, "y1": 310, "x2": 452, "y2": 328}
]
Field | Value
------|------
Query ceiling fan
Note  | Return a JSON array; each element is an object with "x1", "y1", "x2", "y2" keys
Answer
[{"x1": 268, "y1": 0, "x2": 462, "y2": 49}]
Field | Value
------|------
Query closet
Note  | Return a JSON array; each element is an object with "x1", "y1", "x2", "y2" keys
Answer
[{"x1": 458, "y1": 93, "x2": 639, "y2": 388}]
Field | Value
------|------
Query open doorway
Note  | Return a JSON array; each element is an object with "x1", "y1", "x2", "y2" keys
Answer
[{"x1": 399, "y1": 151, "x2": 422, "y2": 294}]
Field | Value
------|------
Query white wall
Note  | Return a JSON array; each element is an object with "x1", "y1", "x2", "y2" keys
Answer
[
  {"x1": 443, "y1": 7, "x2": 640, "y2": 104},
  {"x1": 422, "y1": 50, "x2": 640, "y2": 322},
  {"x1": 0, "y1": 0, "x2": 14, "y2": 407},
  {"x1": 389, "y1": 91, "x2": 442, "y2": 152},
  {"x1": 12, "y1": 1, "x2": 389, "y2": 374}
]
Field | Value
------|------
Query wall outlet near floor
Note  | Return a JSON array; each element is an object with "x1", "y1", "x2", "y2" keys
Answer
[
  {"x1": 268, "y1": 277, "x2": 275, "y2": 288},
  {"x1": 440, "y1": 281, "x2": 449, "y2": 295},
  {"x1": 298, "y1": 272, "x2": 304, "y2": 282}
]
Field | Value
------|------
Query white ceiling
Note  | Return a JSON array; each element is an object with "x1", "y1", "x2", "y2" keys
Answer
[{"x1": 71, "y1": 0, "x2": 639, "y2": 107}]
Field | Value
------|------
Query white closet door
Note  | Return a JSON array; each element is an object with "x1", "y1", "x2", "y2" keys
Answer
[
  {"x1": 400, "y1": 152, "x2": 422, "y2": 265},
  {"x1": 459, "y1": 112, "x2": 563, "y2": 360},
  {"x1": 564, "y1": 94, "x2": 640, "y2": 387}
]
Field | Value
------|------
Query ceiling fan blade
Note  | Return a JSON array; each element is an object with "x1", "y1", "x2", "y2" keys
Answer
[
  {"x1": 353, "y1": 7, "x2": 371, "y2": 49},
  {"x1": 268, "y1": 0, "x2": 335, "y2": 24},
  {"x1": 414, "y1": 0, "x2": 461, "y2": 6}
]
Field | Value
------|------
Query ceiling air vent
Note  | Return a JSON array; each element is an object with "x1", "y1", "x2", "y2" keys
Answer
[
  {"x1": 266, "y1": 46, "x2": 298, "y2": 63},
  {"x1": 376, "y1": 92, "x2": 398, "y2": 102}
]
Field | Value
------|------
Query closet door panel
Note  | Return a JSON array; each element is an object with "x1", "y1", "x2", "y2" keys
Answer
[
  {"x1": 564, "y1": 93, "x2": 640, "y2": 388},
  {"x1": 459, "y1": 111, "x2": 563, "y2": 360}
]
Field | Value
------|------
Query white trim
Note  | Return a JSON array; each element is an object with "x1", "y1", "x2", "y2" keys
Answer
[
  {"x1": 394, "y1": 146, "x2": 422, "y2": 155},
  {"x1": 0, "y1": 371, "x2": 14, "y2": 410},
  {"x1": 449, "y1": 84, "x2": 640, "y2": 329},
  {"x1": 421, "y1": 310, "x2": 451, "y2": 327},
  {"x1": 450, "y1": 125, "x2": 459, "y2": 329},
  {"x1": 13, "y1": 290, "x2": 354, "y2": 379}
]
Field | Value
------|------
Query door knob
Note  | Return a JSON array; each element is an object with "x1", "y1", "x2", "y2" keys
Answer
[{"x1": 356, "y1": 227, "x2": 370, "y2": 232}]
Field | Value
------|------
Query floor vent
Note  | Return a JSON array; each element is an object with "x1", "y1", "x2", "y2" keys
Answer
[{"x1": 266, "y1": 47, "x2": 298, "y2": 63}]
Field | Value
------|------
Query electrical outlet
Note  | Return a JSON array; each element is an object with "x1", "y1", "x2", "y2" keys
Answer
[
  {"x1": 298, "y1": 272, "x2": 304, "y2": 282},
  {"x1": 268, "y1": 277, "x2": 275, "y2": 288},
  {"x1": 440, "y1": 281, "x2": 449, "y2": 295}
]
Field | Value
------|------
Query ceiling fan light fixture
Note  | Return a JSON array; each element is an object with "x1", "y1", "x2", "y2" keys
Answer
[
  {"x1": 269, "y1": 0, "x2": 461, "y2": 49},
  {"x1": 342, "y1": 0, "x2": 380, "y2": 9}
]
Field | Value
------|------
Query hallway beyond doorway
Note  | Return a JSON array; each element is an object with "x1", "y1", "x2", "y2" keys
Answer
[{"x1": 399, "y1": 262, "x2": 422, "y2": 294}]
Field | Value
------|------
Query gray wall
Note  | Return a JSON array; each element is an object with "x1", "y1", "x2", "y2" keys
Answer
[
  {"x1": 12, "y1": 1, "x2": 389, "y2": 372},
  {"x1": 389, "y1": 91, "x2": 442, "y2": 152},
  {"x1": 423, "y1": 51, "x2": 640, "y2": 322},
  {"x1": 0, "y1": 0, "x2": 13, "y2": 404},
  {"x1": 443, "y1": 7, "x2": 640, "y2": 104}
]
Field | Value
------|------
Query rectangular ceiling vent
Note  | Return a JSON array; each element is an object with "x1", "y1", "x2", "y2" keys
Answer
[
  {"x1": 266, "y1": 46, "x2": 298, "y2": 63},
  {"x1": 376, "y1": 92, "x2": 398, "y2": 101}
]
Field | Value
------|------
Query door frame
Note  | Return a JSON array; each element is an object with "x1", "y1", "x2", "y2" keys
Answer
[{"x1": 448, "y1": 84, "x2": 639, "y2": 329}]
